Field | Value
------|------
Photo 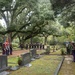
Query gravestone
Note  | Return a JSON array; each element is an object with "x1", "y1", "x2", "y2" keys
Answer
[
  {"x1": 30, "y1": 49, "x2": 40, "y2": 59},
  {"x1": 1, "y1": 57, "x2": 7, "y2": 68},
  {"x1": 30, "y1": 49, "x2": 36, "y2": 58},
  {"x1": 0, "y1": 58, "x2": 1, "y2": 69},
  {"x1": 0, "y1": 55, "x2": 9, "y2": 72},
  {"x1": 21, "y1": 53, "x2": 31, "y2": 66}
]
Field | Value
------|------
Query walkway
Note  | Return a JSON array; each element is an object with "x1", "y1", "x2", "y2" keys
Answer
[
  {"x1": 59, "y1": 55, "x2": 75, "y2": 75},
  {"x1": 0, "y1": 49, "x2": 29, "y2": 57}
]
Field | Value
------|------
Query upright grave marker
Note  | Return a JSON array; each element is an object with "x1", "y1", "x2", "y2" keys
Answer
[
  {"x1": 0, "y1": 55, "x2": 8, "y2": 72},
  {"x1": 30, "y1": 49, "x2": 36, "y2": 58},
  {"x1": 0, "y1": 57, "x2": 2, "y2": 69},
  {"x1": 30, "y1": 49, "x2": 40, "y2": 59},
  {"x1": 21, "y1": 53, "x2": 31, "y2": 66}
]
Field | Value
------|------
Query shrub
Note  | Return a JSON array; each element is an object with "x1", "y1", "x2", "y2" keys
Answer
[
  {"x1": 17, "y1": 56, "x2": 22, "y2": 66},
  {"x1": 12, "y1": 43, "x2": 18, "y2": 48},
  {"x1": 50, "y1": 40, "x2": 57, "y2": 45},
  {"x1": 61, "y1": 49, "x2": 65, "y2": 55}
]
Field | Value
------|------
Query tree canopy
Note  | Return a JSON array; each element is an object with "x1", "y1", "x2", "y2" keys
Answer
[{"x1": 0, "y1": 0, "x2": 75, "y2": 42}]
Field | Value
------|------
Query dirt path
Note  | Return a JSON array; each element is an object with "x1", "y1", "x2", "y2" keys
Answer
[
  {"x1": 59, "y1": 55, "x2": 75, "y2": 75},
  {"x1": 10, "y1": 49, "x2": 30, "y2": 57},
  {"x1": 0, "y1": 49, "x2": 29, "y2": 57}
]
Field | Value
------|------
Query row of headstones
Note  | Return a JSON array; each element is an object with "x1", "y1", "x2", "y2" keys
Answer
[
  {"x1": 21, "y1": 49, "x2": 40, "y2": 66},
  {"x1": 25, "y1": 44, "x2": 44, "y2": 49},
  {"x1": 0, "y1": 49, "x2": 39, "y2": 72}
]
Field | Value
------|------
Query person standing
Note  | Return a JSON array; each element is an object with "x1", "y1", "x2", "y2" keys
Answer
[
  {"x1": 4, "y1": 39, "x2": 10, "y2": 55},
  {"x1": 67, "y1": 42, "x2": 71, "y2": 55},
  {"x1": 2, "y1": 43, "x2": 6, "y2": 55},
  {"x1": 10, "y1": 44, "x2": 12, "y2": 55},
  {"x1": 70, "y1": 42, "x2": 75, "y2": 62},
  {"x1": 65, "y1": 41, "x2": 69, "y2": 54}
]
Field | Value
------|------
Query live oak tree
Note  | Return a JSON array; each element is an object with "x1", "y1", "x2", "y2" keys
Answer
[
  {"x1": 0, "y1": 0, "x2": 40, "y2": 48},
  {"x1": 14, "y1": 0, "x2": 54, "y2": 45},
  {"x1": 50, "y1": 0, "x2": 75, "y2": 27},
  {"x1": 50, "y1": 0, "x2": 75, "y2": 42},
  {"x1": 0, "y1": 0, "x2": 75, "y2": 47},
  {"x1": 0, "y1": 0, "x2": 38, "y2": 41},
  {"x1": 0, "y1": 24, "x2": 5, "y2": 43},
  {"x1": 0, "y1": 0, "x2": 54, "y2": 48}
]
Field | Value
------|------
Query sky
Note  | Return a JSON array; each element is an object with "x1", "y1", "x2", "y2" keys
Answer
[
  {"x1": 0, "y1": 19, "x2": 6, "y2": 27},
  {"x1": 0, "y1": 0, "x2": 16, "y2": 28}
]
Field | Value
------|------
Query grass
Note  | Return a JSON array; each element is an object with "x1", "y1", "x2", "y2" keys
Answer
[
  {"x1": 51, "y1": 47, "x2": 66, "y2": 55},
  {"x1": 7, "y1": 49, "x2": 46, "y2": 67},
  {"x1": 8, "y1": 56, "x2": 18, "y2": 66},
  {"x1": 51, "y1": 50, "x2": 61, "y2": 55},
  {"x1": 8, "y1": 55, "x2": 62, "y2": 75},
  {"x1": 37, "y1": 50, "x2": 45, "y2": 54}
]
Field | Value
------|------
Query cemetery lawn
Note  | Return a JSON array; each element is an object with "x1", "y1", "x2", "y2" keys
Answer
[
  {"x1": 8, "y1": 57, "x2": 18, "y2": 66},
  {"x1": 51, "y1": 48, "x2": 66, "y2": 55},
  {"x1": 51, "y1": 50, "x2": 61, "y2": 55},
  {"x1": 9, "y1": 55, "x2": 63, "y2": 75},
  {"x1": 37, "y1": 50, "x2": 45, "y2": 54},
  {"x1": 8, "y1": 50, "x2": 45, "y2": 67}
]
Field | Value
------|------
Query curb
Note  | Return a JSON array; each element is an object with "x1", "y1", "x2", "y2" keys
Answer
[{"x1": 54, "y1": 56, "x2": 64, "y2": 75}]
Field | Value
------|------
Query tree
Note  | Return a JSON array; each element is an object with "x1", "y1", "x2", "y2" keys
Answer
[
  {"x1": 12, "y1": 0, "x2": 54, "y2": 46},
  {"x1": 50, "y1": 0, "x2": 75, "y2": 28},
  {"x1": 0, "y1": 0, "x2": 39, "y2": 42},
  {"x1": 0, "y1": 23, "x2": 5, "y2": 43}
]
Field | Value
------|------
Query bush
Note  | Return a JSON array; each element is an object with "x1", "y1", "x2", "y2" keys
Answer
[
  {"x1": 50, "y1": 40, "x2": 57, "y2": 45},
  {"x1": 32, "y1": 36, "x2": 44, "y2": 43},
  {"x1": 61, "y1": 49, "x2": 65, "y2": 55},
  {"x1": 17, "y1": 56, "x2": 22, "y2": 66},
  {"x1": 12, "y1": 43, "x2": 18, "y2": 48}
]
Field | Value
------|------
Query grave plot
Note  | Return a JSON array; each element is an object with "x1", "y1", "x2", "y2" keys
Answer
[{"x1": 9, "y1": 55, "x2": 63, "y2": 75}]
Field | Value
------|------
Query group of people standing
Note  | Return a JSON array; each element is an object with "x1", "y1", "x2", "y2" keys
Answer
[
  {"x1": 66, "y1": 41, "x2": 75, "y2": 62},
  {"x1": 2, "y1": 39, "x2": 12, "y2": 55},
  {"x1": 25, "y1": 43, "x2": 44, "y2": 50}
]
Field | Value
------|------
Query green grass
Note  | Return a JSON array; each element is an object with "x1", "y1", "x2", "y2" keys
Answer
[
  {"x1": 9, "y1": 55, "x2": 62, "y2": 75},
  {"x1": 8, "y1": 57, "x2": 18, "y2": 66},
  {"x1": 51, "y1": 50, "x2": 61, "y2": 55},
  {"x1": 8, "y1": 50, "x2": 45, "y2": 67},
  {"x1": 50, "y1": 47, "x2": 66, "y2": 55},
  {"x1": 37, "y1": 50, "x2": 45, "y2": 54}
]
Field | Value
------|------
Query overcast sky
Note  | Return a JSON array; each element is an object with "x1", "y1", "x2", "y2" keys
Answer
[{"x1": 0, "y1": 19, "x2": 6, "y2": 27}]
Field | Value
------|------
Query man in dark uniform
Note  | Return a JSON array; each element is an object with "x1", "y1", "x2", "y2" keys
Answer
[{"x1": 70, "y1": 41, "x2": 75, "y2": 62}]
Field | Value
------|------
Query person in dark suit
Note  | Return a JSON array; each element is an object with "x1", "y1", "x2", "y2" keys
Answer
[{"x1": 70, "y1": 42, "x2": 75, "y2": 62}]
